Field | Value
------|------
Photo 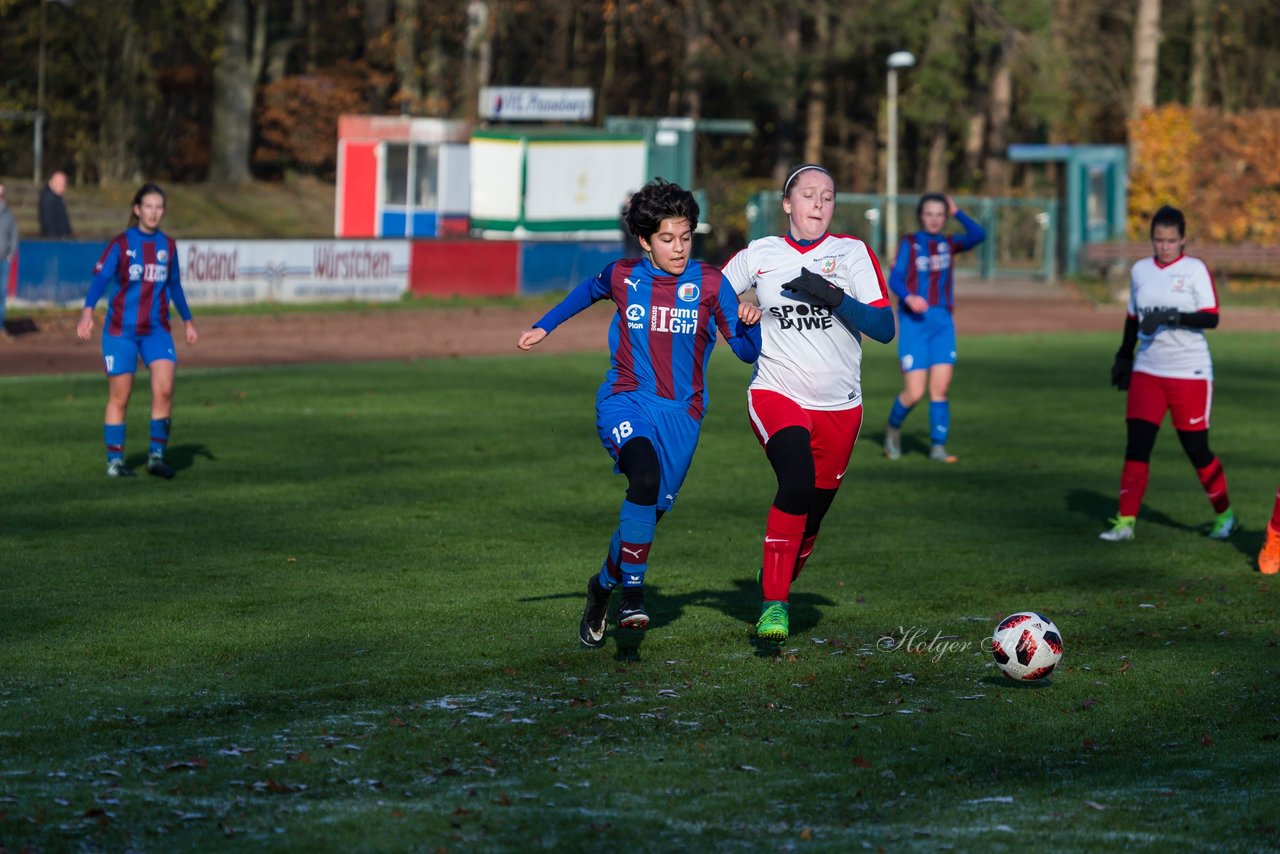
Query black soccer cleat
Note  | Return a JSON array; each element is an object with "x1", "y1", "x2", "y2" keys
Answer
[
  {"x1": 616, "y1": 588, "x2": 649, "y2": 630},
  {"x1": 578, "y1": 575, "x2": 611, "y2": 648},
  {"x1": 145, "y1": 453, "x2": 176, "y2": 479}
]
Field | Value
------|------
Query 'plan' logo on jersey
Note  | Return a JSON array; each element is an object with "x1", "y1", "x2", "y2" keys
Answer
[
  {"x1": 677, "y1": 282, "x2": 700, "y2": 302},
  {"x1": 626, "y1": 303, "x2": 647, "y2": 329}
]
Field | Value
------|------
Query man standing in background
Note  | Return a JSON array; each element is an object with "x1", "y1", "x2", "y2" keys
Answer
[
  {"x1": 39, "y1": 171, "x2": 73, "y2": 238},
  {"x1": 0, "y1": 182, "x2": 17, "y2": 338}
]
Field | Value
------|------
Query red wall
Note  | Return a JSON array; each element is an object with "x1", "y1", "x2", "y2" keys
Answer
[
  {"x1": 338, "y1": 142, "x2": 379, "y2": 238},
  {"x1": 410, "y1": 241, "x2": 519, "y2": 297}
]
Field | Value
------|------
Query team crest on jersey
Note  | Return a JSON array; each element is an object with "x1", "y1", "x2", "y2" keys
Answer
[
  {"x1": 1170, "y1": 275, "x2": 1189, "y2": 292},
  {"x1": 677, "y1": 282, "x2": 700, "y2": 303},
  {"x1": 157, "y1": 249, "x2": 169, "y2": 263},
  {"x1": 819, "y1": 257, "x2": 837, "y2": 274}
]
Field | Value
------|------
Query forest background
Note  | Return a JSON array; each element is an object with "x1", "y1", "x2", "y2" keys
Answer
[{"x1": 1, "y1": 0, "x2": 1278, "y2": 248}]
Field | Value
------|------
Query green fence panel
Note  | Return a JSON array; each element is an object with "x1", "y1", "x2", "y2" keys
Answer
[{"x1": 747, "y1": 192, "x2": 1058, "y2": 282}]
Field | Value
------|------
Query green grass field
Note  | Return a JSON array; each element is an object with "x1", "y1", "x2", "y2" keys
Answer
[{"x1": 2, "y1": 330, "x2": 1279, "y2": 851}]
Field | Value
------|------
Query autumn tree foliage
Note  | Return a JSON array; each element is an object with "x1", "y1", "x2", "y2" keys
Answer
[
  {"x1": 1129, "y1": 105, "x2": 1280, "y2": 242},
  {"x1": 253, "y1": 63, "x2": 392, "y2": 178}
]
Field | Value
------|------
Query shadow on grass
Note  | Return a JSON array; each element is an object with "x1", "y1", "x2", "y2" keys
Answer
[
  {"x1": 1065, "y1": 487, "x2": 1199, "y2": 534},
  {"x1": 526, "y1": 575, "x2": 836, "y2": 660},
  {"x1": 977, "y1": 674, "x2": 1055, "y2": 689},
  {"x1": 122, "y1": 443, "x2": 217, "y2": 478}
]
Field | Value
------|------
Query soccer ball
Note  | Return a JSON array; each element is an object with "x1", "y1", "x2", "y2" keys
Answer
[{"x1": 991, "y1": 612, "x2": 1063, "y2": 681}]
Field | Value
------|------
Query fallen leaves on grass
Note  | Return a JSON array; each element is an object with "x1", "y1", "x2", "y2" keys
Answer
[
  {"x1": 164, "y1": 758, "x2": 208, "y2": 772},
  {"x1": 251, "y1": 778, "x2": 306, "y2": 794}
]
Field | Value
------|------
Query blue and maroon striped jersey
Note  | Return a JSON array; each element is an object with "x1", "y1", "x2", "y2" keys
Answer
[
  {"x1": 534, "y1": 257, "x2": 760, "y2": 420},
  {"x1": 84, "y1": 226, "x2": 192, "y2": 337},
  {"x1": 887, "y1": 210, "x2": 985, "y2": 312}
]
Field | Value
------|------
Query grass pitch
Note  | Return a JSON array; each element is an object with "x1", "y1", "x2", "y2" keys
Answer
[{"x1": 2, "y1": 330, "x2": 1279, "y2": 851}]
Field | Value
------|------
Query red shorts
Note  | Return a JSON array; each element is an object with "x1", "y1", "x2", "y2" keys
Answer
[
  {"x1": 1126, "y1": 371, "x2": 1213, "y2": 431},
  {"x1": 747, "y1": 388, "x2": 863, "y2": 489}
]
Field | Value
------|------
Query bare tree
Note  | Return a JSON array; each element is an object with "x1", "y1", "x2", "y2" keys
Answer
[
  {"x1": 463, "y1": 0, "x2": 493, "y2": 123},
  {"x1": 802, "y1": 0, "x2": 830, "y2": 166},
  {"x1": 1188, "y1": 0, "x2": 1210, "y2": 107},
  {"x1": 1130, "y1": 0, "x2": 1161, "y2": 118},
  {"x1": 394, "y1": 0, "x2": 421, "y2": 111},
  {"x1": 210, "y1": 0, "x2": 265, "y2": 184}
]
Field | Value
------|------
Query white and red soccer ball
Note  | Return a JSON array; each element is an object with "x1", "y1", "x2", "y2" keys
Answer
[{"x1": 992, "y1": 612, "x2": 1063, "y2": 680}]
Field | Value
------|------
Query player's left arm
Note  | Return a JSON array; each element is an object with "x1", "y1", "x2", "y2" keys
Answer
[
  {"x1": 713, "y1": 277, "x2": 761, "y2": 363},
  {"x1": 950, "y1": 207, "x2": 986, "y2": 252},
  {"x1": 1179, "y1": 261, "x2": 1220, "y2": 329},
  {"x1": 168, "y1": 237, "x2": 198, "y2": 345},
  {"x1": 1140, "y1": 263, "x2": 1220, "y2": 334},
  {"x1": 835, "y1": 243, "x2": 895, "y2": 344}
]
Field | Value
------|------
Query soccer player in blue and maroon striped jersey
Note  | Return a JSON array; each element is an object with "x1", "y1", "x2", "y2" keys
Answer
[
  {"x1": 882, "y1": 193, "x2": 985, "y2": 463},
  {"x1": 76, "y1": 183, "x2": 198, "y2": 479},
  {"x1": 518, "y1": 179, "x2": 761, "y2": 648}
]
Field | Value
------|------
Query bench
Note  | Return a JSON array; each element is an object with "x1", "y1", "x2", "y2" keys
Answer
[{"x1": 1082, "y1": 241, "x2": 1280, "y2": 282}]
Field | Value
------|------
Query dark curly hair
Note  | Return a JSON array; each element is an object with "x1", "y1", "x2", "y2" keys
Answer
[
  {"x1": 624, "y1": 178, "x2": 699, "y2": 241},
  {"x1": 1150, "y1": 204, "x2": 1185, "y2": 238}
]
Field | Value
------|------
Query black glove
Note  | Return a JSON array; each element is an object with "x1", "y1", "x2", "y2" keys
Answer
[
  {"x1": 782, "y1": 268, "x2": 845, "y2": 309},
  {"x1": 1140, "y1": 307, "x2": 1181, "y2": 335},
  {"x1": 1111, "y1": 354, "x2": 1133, "y2": 391}
]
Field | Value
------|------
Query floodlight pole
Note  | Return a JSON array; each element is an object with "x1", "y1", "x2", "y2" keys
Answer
[{"x1": 885, "y1": 51, "x2": 916, "y2": 255}]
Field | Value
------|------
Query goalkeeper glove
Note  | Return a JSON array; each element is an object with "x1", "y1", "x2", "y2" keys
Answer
[
  {"x1": 1140, "y1": 307, "x2": 1181, "y2": 335},
  {"x1": 1111, "y1": 354, "x2": 1133, "y2": 390},
  {"x1": 782, "y1": 268, "x2": 845, "y2": 309}
]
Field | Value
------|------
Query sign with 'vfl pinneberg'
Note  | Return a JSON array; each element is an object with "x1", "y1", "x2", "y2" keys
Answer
[{"x1": 479, "y1": 87, "x2": 593, "y2": 122}]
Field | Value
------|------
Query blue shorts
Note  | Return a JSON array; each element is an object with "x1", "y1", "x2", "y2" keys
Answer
[
  {"x1": 596, "y1": 391, "x2": 702, "y2": 512},
  {"x1": 896, "y1": 306, "x2": 956, "y2": 372},
  {"x1": 101, "y1": 331, "x2": 177, "y2": 376}
]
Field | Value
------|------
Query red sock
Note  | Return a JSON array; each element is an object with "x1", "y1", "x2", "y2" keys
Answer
[
  {"x1": 762, "y1": 507, "x2": 806, "y2": 602},
  {"x1": 1269, "y1": 485, "x2": 1280, "y2": 534},
  {"x1": 793, "y1": 534, "x2": 818, "y2": 581},
  {"x1": 1118, "y1": 461, "x2": 1149, "y2": 518},
  {"x1": 1196, "y1": 458, "x2": 1230, "y2": 514}
]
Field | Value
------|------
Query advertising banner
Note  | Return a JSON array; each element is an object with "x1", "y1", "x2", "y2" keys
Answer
[{"x1": 181, "y1": 240, "x2": 410, "y2": 304}]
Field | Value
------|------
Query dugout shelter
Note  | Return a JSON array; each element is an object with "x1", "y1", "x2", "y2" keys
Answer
[
  {"x1": 1007, "y1": 144, "x2": 1127, "y2": 276},
  {"x1": 335, "y1": 115, "x2": 471, "y2": 239}
]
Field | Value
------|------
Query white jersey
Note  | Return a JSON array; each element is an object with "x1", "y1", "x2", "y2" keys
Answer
[
  {"x1": 1128, "y1": 254, "x2": 1218, "y2": 381},
  {"x1": 723, "y1": 233, "x2": 890, "y2": 409}
]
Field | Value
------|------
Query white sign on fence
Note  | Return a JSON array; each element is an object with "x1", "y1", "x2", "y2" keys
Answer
[
  {"x1": 478, "y1": 87, "x2": 594, "y2": 122},
  {"x1": 180, "y1": 240, "x2": 410, "y2": 305}
]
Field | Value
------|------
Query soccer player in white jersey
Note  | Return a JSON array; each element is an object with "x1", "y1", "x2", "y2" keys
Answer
[
  {"x1": 722, "y1": 164, "x2": 895, "y2": 641},
  {"x1": 1101, "y1": 205, "x2": 1236, "y2": 542}
]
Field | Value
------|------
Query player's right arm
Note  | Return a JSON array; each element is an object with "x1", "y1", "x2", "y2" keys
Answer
[
  {"x1": 720, "y1": 245, "x2": 754, "y2": 296},
  {"x1": 77, "y1": 237, "x2": 123, "y2": 341},
  {"x1": 888, "y1": 236, "x2": 927, "y2": 313},
  {"x1": 516, "y1": 262, "x2": 616, "y2": 350}
]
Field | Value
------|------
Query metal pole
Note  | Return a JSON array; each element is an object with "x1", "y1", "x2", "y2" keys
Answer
[
  {"x1": 885, "y1": 67, "x2": 899, "y2": 255},
  {"x1": 35, "y1": 0, "x2": 46, "y2": 184}
]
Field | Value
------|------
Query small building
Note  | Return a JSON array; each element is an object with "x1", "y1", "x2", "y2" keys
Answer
[
  {"x1": 468, "y1": 127, "x2": 646, "y2": 240},
  {"x1": 335, "y1": 115, "x2": 471, "y2": 239}
]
